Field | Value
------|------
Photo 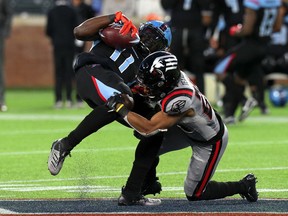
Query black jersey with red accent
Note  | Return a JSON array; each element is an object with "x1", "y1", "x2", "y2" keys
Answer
[
  {"x1": 244, "y1": 0, "x2": 281, "y2": 41},
  {"x1": 74, "y1": 39, "x2": 143, "y2": 84},
  {"x1": 160, "y1": 72, "x2": 221, "y2": 142}
]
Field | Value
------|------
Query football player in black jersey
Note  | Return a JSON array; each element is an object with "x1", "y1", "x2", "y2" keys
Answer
[
  {"x1": 213, "y1": 0, "x2": 283, "y2": 123},
  {"x1": 47, "y1": 11, "x2": 172, "y2": 205},
  {"x1": 211, "y1": 0, "x2": 272, "y2": 124}
]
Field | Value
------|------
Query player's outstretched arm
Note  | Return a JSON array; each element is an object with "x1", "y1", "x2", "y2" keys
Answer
[
  {"x1": 125, "y1": 111, "x2": 183, "y2": 137},
  {"x1": 74, "y1": 11, "x2": 137, "y2": 41},
  {"x1": 74, "y1": 14, "x2": 115, "y2": 41},
  {"x1": 106, "y1": 94, "x2": 189, "y2": 136}
]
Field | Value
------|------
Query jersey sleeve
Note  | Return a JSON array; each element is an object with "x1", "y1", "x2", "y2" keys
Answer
[
  {"x1": 161, "y1": 89, "x2": 193, "y2": 115},
  {"x1": 244, "y1": 0, "x2": 281, "y2": 10},
  {"x1": 244, "y1": 0, "x2": 260, "y2": 10}
]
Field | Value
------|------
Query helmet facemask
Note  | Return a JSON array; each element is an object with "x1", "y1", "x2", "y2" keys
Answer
[{"x1": 137, "y1": 21, "x2": 171, "y2": 57}]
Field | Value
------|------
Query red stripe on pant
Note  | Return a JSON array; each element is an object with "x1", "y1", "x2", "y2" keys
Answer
[{"x1": 194, "y1": 140, "x2": 222, "y2": 197}]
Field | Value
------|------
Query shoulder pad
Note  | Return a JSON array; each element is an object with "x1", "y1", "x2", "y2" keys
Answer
[{"x1": 161, "y1": 89, "x2": 193, "y2": 115}]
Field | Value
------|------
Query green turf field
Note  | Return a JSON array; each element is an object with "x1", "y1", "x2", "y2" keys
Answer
[{"x1": 0, "y1": 89, "x2": 287, "y2": 200}]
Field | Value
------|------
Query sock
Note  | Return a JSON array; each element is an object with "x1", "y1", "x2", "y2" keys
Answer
[
  {"x1": 142, "y1": 157, "x2": 160, "y2": 190},
  {"x1": 248, "y1": 70, "x2": 265, "y2": 106},
  {"x1": 123, "y1": 134, "x2": 163, "y2": 199},
  {"x1": 222, "y1": 74, "x2": 238, "y2": 117},
  {"x1": 187, "y1": 180, "x2": 246, "y2": 201}
]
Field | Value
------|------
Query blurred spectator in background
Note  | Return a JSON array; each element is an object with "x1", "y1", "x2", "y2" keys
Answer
[
  {"x1": 91, "y1": 0, "x2": 102, "y2": 15},
  {"x1": 71, "y1": 0, "x2": 95, "y2": 108},
  {"x1": 0, "y1": 0, "x2": 13, "y2": 112},
  {"x1": 72, "y1": 0, "x2": 94, "y2": 54},
  {"x1": 46, "y1": 0, "x2": 78, "y2": 109},
  {"x1": 160, "y1": 0, "x2": 214, "y2": 94}
]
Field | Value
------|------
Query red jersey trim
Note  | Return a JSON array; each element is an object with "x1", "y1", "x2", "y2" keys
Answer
[
  {"x1": 91, "y1": 76, "x2": 107, "y2": 102},
  {"x1": 161, "y1": 89, "x2": 193, "y2": 111}
]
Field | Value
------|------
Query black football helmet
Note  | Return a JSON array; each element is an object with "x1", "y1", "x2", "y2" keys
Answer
[
  {"x1": 137, "y1": 20, "x2": 172, "y2": 57},
  {"x1": 136, "y1": 51, "x2": 180, "y2": 100}
]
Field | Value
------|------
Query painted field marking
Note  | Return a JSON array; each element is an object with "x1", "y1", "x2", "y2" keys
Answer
[
  {"x1": 0, "y1": 167, "x2": 287, "y2": 184},
  {"x1": 0, "y1": 207, "x2": 17, "y2": 214},
  {"x1": 0, "y1": 114, "x2": 288, "y2": 123},
  {"x1": 0, "y1": 184, "x2": 287, "y2": 194},
  {"x1": 0, "y1": 138, "x2": 288, "y2": 156}
]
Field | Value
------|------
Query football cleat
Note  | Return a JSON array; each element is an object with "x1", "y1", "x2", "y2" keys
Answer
[
  {"x1": 48, "y1": 139, "x2": 71, "y2": 175},
  {"x1": 141, "y1": 179, "x2": 162, "y2": 196},
  {"x1": 238, "y1": 97, "x2": 258, "y2": 122},
  {"x1": 223, "y1": 116, "x2": 236, "y2": 125},
  {"x1": 118, "y1": 193, "x2": 161, "y2": 206},
  {"x1": 0, "y1": 104, "x2": 8, "y2": 112},
  {"x1": 239, "y1": 173, "x2": 258, "y2": 202}
]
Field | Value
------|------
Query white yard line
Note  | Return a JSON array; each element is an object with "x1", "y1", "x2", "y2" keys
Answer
[
  {"x1": 0, "y1": 184, "x2": 287, "y2": 194},
  {"x1": 0, "y1": 114, "x2": 288, "y2": 123},
  {"x1": 0, "y1": 146, "x2": 135, "y2": 156},
  {"x1": 0, "y1": 166, "x2": 287, "y2": 185},
  {"x1": 1, "y1": 139, "x2": 287, "y2": 156},
  {"x1": 0, "y1": 114, "x2": 85, "y2": 121},
  {"x1": 0, "y1": 207, "x2": 17, "y2": 214},
  {"x1": 0, "y1": 167, "x2": 287, "y2": 194}
]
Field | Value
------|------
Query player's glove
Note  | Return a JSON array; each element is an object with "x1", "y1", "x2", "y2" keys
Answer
[
  {"x1": 114, "y1": 11, "x2": 138, "y2": 37},
  {"x1": 106, "y1": 93, "x2": 129, "y2": 118},
  {"x1": 229, "y1": 24, "x2": 242, "y2": 36}
]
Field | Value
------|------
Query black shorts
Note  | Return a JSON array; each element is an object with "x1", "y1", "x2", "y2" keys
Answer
[
  {"x1": 75, "y1": 64, "x2": 132, "y2": 108},
  {"x1": 214, "y1": 39, "x2": 267, "y2": 78}
]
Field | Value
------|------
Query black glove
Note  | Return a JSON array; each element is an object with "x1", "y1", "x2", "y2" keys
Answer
[{"x1": 106, "y1": 94, "x2": 129, "y2": 118}]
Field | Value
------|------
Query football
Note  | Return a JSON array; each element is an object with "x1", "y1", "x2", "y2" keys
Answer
[{"x1": 99, "y1": 23, "x2": 140, "y2": 49}]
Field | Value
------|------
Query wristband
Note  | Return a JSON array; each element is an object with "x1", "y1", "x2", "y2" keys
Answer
[{"x1": 116, "y1": 103, "x2": 129, "y2": 118}]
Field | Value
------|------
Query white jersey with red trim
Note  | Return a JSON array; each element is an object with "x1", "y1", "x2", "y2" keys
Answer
[{"x1": 159, "y1": 71, "x2": 221, "y2": 142}]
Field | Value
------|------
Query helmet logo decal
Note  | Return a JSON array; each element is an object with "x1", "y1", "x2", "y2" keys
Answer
[
  {"x1": 137, "y1": 51, "x2": 180, "y2": 101},
  {"x1": 150, "y1": 55, "x2": 178, "y2": 75},
  {"x1": 159, "y1": 23, "x2": 168, "y2": 33}
]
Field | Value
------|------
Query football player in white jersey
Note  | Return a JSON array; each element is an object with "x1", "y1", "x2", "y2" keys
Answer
[{"x1": 107, "y1": 51, "x2": 258, "y2": 205}]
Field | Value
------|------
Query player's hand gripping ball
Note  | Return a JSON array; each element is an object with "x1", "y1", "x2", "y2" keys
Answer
[{"x1": 99, "y1": 23, "x2": 140, "y2": 49}]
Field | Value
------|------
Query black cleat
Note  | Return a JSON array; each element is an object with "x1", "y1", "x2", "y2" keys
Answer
[
  {"x1": 118, "y1": 193, "x2": 161, "y2": 206},
  {"x1": 141, "y1": 180, "x2": 162, "y2": 196},
  {"x1": 239, "y1": 173, "x2": 258, "y2": 202},
  {"x1": 48, "y1": 139, "x2": 71, "y2": 175}
]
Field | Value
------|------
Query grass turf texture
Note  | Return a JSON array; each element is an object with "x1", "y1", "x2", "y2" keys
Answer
[{"x1": 0, "y1": 89, "x2": 287, "y2": 200}]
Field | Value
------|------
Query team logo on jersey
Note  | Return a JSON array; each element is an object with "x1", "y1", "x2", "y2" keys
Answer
[{"x1": 170, "y1": 100, "x2": 186, "y2": 113}]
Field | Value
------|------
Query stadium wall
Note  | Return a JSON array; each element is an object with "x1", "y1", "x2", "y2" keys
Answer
[{"x1": 5, "y1": 15, "x2": 53, "y2": 88}]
